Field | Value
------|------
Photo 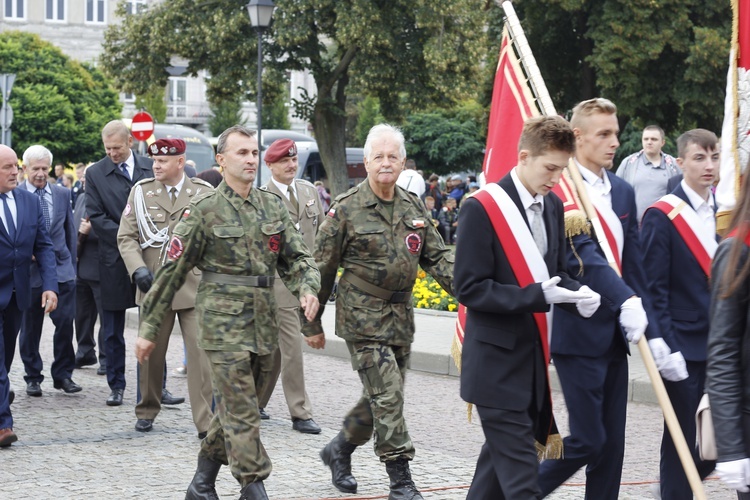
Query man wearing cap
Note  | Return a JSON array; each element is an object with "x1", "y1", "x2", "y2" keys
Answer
[
  {"x1": 255, "y1": 138, "x2": 324, "y2": 434},
  {"x1": 396, "y1": 159, "x2": 425, "y2": 197},
  {"x1": 118, "y1": 138, "x2": 214, "y2": 436}
]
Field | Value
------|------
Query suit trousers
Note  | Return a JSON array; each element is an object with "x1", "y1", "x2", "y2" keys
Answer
[
  {"x1": 135, "y1": 308, "x2": 213, "y2": 432},
  {"x1": 20, "y1": 281, "x2": 76, "y2": 384},
  {"x1": 0, "y1": 293, "x2": 22, "y2": 429},
  {"x1": 467, "y1": 404, "x2": 543, "y2": 500},
  {"x1": 74, "y1": 278, "x2": 106, "y2": 365},
  {"x1": 256, "y1": 305, "x2": 312, "y2": 419},
  {"x1": 660, "y1": 360, "x2": 716, "y2": 499},
  {"x1": 201, "y1": 350, "x2": 274, "y2": 487},
  {"x1": 101, "y1": 309, "x2": 126, "y2": 390},
  {"x1": 538, "y1": 339, "x2": 628, "y2": 500}
]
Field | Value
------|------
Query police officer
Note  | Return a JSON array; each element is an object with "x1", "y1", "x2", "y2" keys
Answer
[
  {"x1": 135, "y1": 126, "x2": 320, "y2": 500},
  {"x1": 117, "y1": 138, "x2": 214, "y2": 437},
  {"x1": 307, "y1": 124, "x2": 453, "y2": 499},
  {"x1": 255, "y1": 138, "x2": 324, "y2": 434}
]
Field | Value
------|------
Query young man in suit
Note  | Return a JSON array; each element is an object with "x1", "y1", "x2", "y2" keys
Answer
[
  {"x1": 0, "y1": 144, "x2": 58, "y2": 447},
  {"x1": 18, "y1": 145, "x2": 80, "y2": 396},
  {"x1": 86, "y1": 120, "x2": 154, "y2": 406},
  {"x1": 537, "y1": 98, "x2": 654, "y2": 499},
  {"x1": 455, "y1": 115, "x2": 601, "y2": 499},
  {"x1": 641, "y1": 129, "x2": 720, "y2": 498}
]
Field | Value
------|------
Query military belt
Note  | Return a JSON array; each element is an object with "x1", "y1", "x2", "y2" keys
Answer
[
  {"x1": 202, "y1": 271, "x2": 275, "y2": 287},
  {"x1": 340, "y1": 271, "x2": 412, "y2": 304}
]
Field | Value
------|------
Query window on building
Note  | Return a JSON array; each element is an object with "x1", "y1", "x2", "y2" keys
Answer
[
  {"x1": 85, "y1": 0, "x2": 105, "y2": 23},
  {"x1": 123, "y1": 92, "x2": 136, "y2": 103},
  {"x1": 167, "y1": 78, "x2": 187, "y2": 118},
  {"x1": 125, "y1": 0, "x2": 147, "y2": 15},
  {"x1": 4, "y1": 0, "x2": 25, "y2": 20},
  {"x1": 45, "y1": 0, "x2": 65, "y2": 21}
]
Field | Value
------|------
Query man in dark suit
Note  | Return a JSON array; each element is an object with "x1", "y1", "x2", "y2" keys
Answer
[
  {"x1": 641, "y1": 129, "x2": 720, "y2": 499},
  {"x1": 18, "y1": 145, "x2": 80, "y2": 396},
  {"x1": 537, "y1": 98, "x2": 653, "y2": 499},
  {"x1": 0, "y1": 144, "x2": 58, "y2": 447},
  {"x1": 86, "y1": 120, "x2": 153, "y2": 406},
  {"x1": 455, "y1": 116, "x2": 601, "y2": 499}
]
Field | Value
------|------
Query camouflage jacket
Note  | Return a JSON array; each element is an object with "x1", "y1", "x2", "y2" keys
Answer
[
  {"x1": 140, "y1": 181, "x2": 320, "y2": 354},
  {"x1": 307, "y1": 180, "x2": 454, "y2": 345}
]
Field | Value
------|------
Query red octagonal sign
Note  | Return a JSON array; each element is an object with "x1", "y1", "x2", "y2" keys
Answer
[{"x1": 131, "y1": 111, "x2": 155, "y2": 142}]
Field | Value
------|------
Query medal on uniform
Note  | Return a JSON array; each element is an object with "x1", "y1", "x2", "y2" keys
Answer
[
  {"x1": 156, "y1": 188, "x2": 162, "y2": 194},
  {"x1": 146, "y1": 191, "x2": 154, "y2": 198},
  {"x1": 306, "y1": 199, "x2": 315, "y2": 207},
  {"x1": 186, "y1": 188, "x2": 192, "y2": 195}
]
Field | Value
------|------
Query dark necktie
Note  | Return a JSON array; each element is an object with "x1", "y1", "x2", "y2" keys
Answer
[
  {"x1": 120, "y1": 163, "x2": 131, "y2": 181},
  {"x1": 1, "y1": 193, "x2": 15, "y2": 240},
  {"x1": 288, "y1": 187, "x2": 298, "y2": 210},
  {"x1": 170, "y1": 187, "x2": 178, "y2": 205},
  {"x1": 529, "y1": 202, "x2": 547, "y2": 256},
  {"x1": 36, "y1": 188, "x2": 51, "y2": 230}
]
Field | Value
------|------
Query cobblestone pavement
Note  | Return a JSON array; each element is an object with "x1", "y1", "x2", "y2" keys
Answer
[{"x1": 0, "y1": 316, "x2": 736, "y2": 499}]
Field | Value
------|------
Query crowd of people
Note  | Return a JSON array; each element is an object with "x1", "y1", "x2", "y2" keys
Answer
[{"x1": 0, "y1": 103, "x2": 749, "y2": 500}]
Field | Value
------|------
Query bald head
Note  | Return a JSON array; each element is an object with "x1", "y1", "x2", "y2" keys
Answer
[{"x1": 0, "y1": 145, "x2": 19, "y2": 194}]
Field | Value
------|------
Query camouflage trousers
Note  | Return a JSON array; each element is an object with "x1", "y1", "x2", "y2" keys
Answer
[
  {"x1": 343, "y1": 341, "x2": 415, "y2": 462},
  {"x1": 200, "y1": 350, "x2": 275, "y2": 487}
]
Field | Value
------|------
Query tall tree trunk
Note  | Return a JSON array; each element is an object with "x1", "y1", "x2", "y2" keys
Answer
[{"x1": 312, "y1": 70, "x2": 351, "y2": 198}]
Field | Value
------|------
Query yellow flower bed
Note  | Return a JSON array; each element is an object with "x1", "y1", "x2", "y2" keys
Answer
[{"x1": 413, "y1": 269, "x2": 457, "y2": 312}]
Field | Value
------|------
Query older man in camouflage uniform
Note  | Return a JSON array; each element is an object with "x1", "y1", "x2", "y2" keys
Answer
[
  {"x1": 307, "y1": 124, "x2": 453, "y2": 500},
  {"x1": 135, "y1": 125, "x2": 320, "y2": 500}
]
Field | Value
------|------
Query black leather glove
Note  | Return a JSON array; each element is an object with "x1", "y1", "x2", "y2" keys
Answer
[{"x1": 133, "y1": 266, "x2": 154, "y2": 294}]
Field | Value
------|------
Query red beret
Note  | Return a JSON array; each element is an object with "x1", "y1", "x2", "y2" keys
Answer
[
  {"x1": 148, "y1": 138, "x2": 186, "y2": 156},
  {"x1": 264, "y1": 138, "x2": 297, "y2": 164}
]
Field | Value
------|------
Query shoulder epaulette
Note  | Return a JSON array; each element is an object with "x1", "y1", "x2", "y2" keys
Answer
[
  {"x1": 294, "y1": 178, "x2": 315, "y2": 189},
  {"x1": 190, "y1": 177, "x2": 214, "y2": 190},
  {"x1": 334, "y1": 184, "x2": 360, "y2": 203},
  {"x1": 133, "y1": 177, "x2": 156, "y2": 188},
  {"x1": 258, "y1": 186, "x2": 282, "y2": 199},
  {"x1": 191, "y1": 189, "x2": 216, "y2": 205}
]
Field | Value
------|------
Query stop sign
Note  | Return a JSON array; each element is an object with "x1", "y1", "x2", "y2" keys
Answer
[{"x1": 131, "y1": 112, "x2": 155, "y2": 141}]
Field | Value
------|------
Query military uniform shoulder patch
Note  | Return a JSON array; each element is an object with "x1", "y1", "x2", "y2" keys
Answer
[
  {"x1": 191, "y1": 190, "x2": 215, "y2": 206},
  {"x1": 334, "y1": 184, "x2": 360, "y2": 204},
  {"x1": 190, "y1": 178, "x2": 215, "y2": 190},
  {"x1": 167, "y1": 235, "x2": 184, "y2": 261},
  {"x1": 295, "y1": 178, "x2": 315, "y2": 190},
  {"x1": 132, "y1": 177, "x2": 155, "y2": 188}
]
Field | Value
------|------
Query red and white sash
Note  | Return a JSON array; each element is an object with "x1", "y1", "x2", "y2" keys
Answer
[
  {"x1": 473, "y1": 183, "x2": 553, "y2": 363},
  {"x1": 649, "y1": 194, "x2": 718, "y2": 276},
  {"x1": 579, "y1": 181, "x2": 624, "y2": 269}
]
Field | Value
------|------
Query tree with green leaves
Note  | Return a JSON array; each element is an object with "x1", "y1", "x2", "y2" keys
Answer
[
  {"x1": 207, "y1": 97, "x2": 246, "y2": 137},
  {"x1": 135, "y1": 86, "x2": 167, "y2": 124},
  {"x1": 101, "y1": 0, "x2": 487, "y2": 196},
  {"x1": 0, "y1": 32, "x2": 120, "y2": 164}
]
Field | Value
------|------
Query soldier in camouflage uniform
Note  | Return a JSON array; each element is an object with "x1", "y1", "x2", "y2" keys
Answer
[
  {"x1": 306, "y1": 124, "x2": 454, "y2": 500},
  {"x1": 135, "y1": 125, "x2": 321, "y2": 500}
]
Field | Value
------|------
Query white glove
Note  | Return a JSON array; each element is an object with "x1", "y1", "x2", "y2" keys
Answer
[
  {"x1": 659, "y1": 352, "x2": 688, "y2": 382},
  {"x1": 541, "y1": 276, "x2": 592, "y2": 305},
  {"x1": 648, "y1": 338, "x2": 671, "y2": 366},
  {"x1": 717, "y1": 458, "x2": 750, "y2": 492},
  {"x1": 575, "y1": 285, "x2": 601, "y2": 318},
  {"x1": 619, "y1": 296, "x2": 648, "y2": 344}
]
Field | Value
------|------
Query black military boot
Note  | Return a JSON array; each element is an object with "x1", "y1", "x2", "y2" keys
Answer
[
  {"x1": 238, "y1": 481, "x2": 269, "y2": 500},
  {"x1": 185, "y1": 455, "x2": 221, "y2": 500},
  {"x1": 320, "y1": 431, "x2": 358, "y2": 493},
  {"x1": 385, "y1": 459, "x2": 423, "y2": 500}
]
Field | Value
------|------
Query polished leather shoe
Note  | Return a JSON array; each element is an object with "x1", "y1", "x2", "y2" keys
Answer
[
  {"x1": 8, "y1": 389, "x2": 14, "y2": 405},
  {"x1": 135, "y1": 419, "x2": 153, "y2": 432},
  {"x1": 0, "y1": 428, "x2": 18, "y2": 447},
  {"x1": 26, "y1": 381, "x2": 42, "y2": 397},
  {"x1": 292, "y1": 417, "x2": 321, "y2": 434},
  {"x1": 239, "y1": 481, "x2": 269, "y2": 500},
  {"x1": 96, "y1": 363, "x2": 107, "y2": 376},
  {"x1": 106, "y1": 388, "x2": 124, "y2": 406},
  {"x1": 74, "y1": 353, "x2": 97, "y2": 369},
  {"x1": 258, "y1": 407, "x2": 270, "y2": 420},
  {"x1": 161, "y1": 388, "x2": 185, "y2": 405},
  {"x1": 54, "y1": 378, "x2": 82, "y2": 394}
]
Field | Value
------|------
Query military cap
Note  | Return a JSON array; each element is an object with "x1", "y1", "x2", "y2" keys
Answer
[
  {"x1": 148, "y1": 138, "x2": 186, "y2": 156},
  {"x1": 264, "y1": 138, "x2": 297, "y2": 163}
]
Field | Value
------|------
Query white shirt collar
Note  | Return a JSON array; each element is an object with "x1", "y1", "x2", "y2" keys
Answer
[
  {"x1": 681, "y1": 179, "x2": 715, "y2": 212},
  {"x1": 164, "y1": 174, "x2": 186, "y2": 194},
  {"x1": 24, "y1": 181, "x2": 50, "y2": 194},
  {"x1": 510, "y1": 167, "x2": 544, "y2": 210},
  {"x1": 271, "y1": 177, "x2": 295, "y2": 198},
  {"x1": 576, "y1": 159, "x2": 612, "y2": 193}
]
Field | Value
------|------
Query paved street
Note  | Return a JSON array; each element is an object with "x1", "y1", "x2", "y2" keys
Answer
[{"x1": 0, "y1": 312, "x2": 737, "y2": 499}]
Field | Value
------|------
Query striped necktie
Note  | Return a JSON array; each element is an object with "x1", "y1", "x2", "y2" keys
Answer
[{"x1": 36, "y1": 188, "x2": 51, "y2": 230}]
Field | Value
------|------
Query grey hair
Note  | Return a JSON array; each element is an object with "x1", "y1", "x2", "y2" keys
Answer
[
  {"x1": 217, "y1": 125, "x2": 256, "y2": 154},
  {"x1": 363, "y1": 124, "x2": 406, "y2": 161},
  {"x1": 22, "y1": 144, "x2": 53, "y2": 167},
  {"x1": 102, "y1": 120, "x2": 131, "y2": 141}
]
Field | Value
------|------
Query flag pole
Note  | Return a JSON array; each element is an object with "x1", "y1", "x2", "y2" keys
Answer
[{"x1": 499, "y1": 2, "x2": 707, "y2": 498}]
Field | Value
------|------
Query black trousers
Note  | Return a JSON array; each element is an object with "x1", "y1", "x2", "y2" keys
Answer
[{"x1": 74, "y1": 277, "x2": 106, "y2": 365}]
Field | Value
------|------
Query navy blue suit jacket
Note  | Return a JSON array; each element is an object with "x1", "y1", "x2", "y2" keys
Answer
[
  {"x1": 456, "y1": 174, "x2": 581, "y2": 411},
  {"x1": 25, "y1": 182, "x2": 76, "y2": 287},
  {"x1": 551, "y1": 170, "x2": 658, "y2": 357},
  {"x1": 640, "y1": 184, "x2": 715, "y2": 362},
  {"x1": 0, "y1": 188, "x2": 58, "y2": 311}
]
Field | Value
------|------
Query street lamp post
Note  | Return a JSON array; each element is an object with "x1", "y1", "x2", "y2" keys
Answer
[{"x1": 246, "y1": 0, "x2": 275, "y2": 187}]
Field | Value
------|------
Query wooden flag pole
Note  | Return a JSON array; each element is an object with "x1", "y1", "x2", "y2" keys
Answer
[{"x1": 499, "y1": 1, "x2": 706, "y2": 498}]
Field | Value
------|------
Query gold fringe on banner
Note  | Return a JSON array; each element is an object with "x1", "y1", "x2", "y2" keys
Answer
[
  {"x1": 536, "y1": 433, "x2": 564, "y2": 461},
  {"x1": 563, "y1": 210, "x2": 591, "y2": 238}
]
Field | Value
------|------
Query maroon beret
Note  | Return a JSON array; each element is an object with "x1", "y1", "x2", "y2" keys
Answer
[
  {"x1": 264, "y1": 138, "x2": 297, "y2": 164},
  {"x1": 148, "y1": 138, "x2": 186, "y2": 156}
]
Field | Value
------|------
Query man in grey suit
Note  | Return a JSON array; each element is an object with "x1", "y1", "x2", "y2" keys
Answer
[
  {"x1": 255, "y1": 139, "x2": 324, "y2": 434},
  {"x1": 18, "y1": 145, "x2": 80, "y2": 395}
]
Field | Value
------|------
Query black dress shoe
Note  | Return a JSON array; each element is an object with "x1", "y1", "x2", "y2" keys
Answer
[
  {"x1": 292, "y1": 418, "x2": 321, "y2": 434},
  {"x1": 96, "y1": 364, "x2": 107, "y2": 376},
  {"x1": 161, "y1": 389, "x2": 185, "y2": 405},
  {"x1": 26, "y1": 381, "x2": 42, "y2": 397},
  {"x1": 106, "y1": 388, "x2": 124, "y2": 406},
  {"x1": 258, "y1": 407, "x2": 270, "y2": 420},
  {"x1": 135, "y1": 419, "x2": 153, "y2": 432},
  {"x1": 8, "y1": 389, "x2": 14, "y2": 405},
  {"x1": 53, "y1": 378, "x2": 82, "y2": 394},
  {"x1": 74, "y1": 353, "x2": 97, "y2": 369}
]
